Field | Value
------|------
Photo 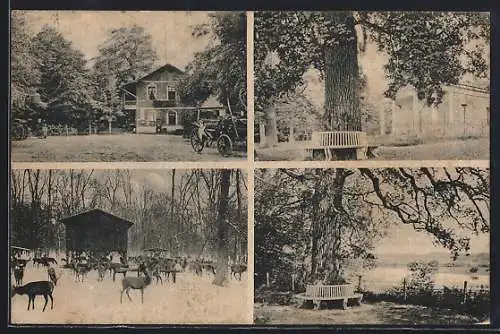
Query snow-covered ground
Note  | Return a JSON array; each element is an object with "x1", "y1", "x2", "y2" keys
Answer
[{"x1": 10, "y1": 264, "x2": 251, "y2": 325}]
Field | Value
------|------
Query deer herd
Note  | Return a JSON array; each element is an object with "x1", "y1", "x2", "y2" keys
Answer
[{"x1": 10, "y1": 252, "x2": 248, "y2": 311}]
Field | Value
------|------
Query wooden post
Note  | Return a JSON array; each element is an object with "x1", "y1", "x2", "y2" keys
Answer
[
  {"x1": 89, "y1": 121, "x2": 92, "y2": 135},
  {"x1": 291, "y1": 274, "x2": 295, "y2": 292},
  {"x1": 259, "y1": 123, "x2": 266, "y2": 147},
  {"x1": 463, "y1": 280, "x2": 468, "y2": 304},
  {"x1": 266, "y1": 272, "x2": 270, "y2": 288},
  {"x1": 289, "y1": 126, "x2": 295, "y2": 143},
  {"x1": 357, "y1": 275, "x2": 362, "y2": 291},
  {"x1": 65, "y1": 124, "x2": 68, "y2": 136},
  {"x1": 403, "y1": 278, "x2": 407, "y2": 302}
]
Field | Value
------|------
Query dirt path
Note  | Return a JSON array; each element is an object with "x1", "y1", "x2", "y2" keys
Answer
[
  {"x1": 255, "y1": 138, "x2": 488, "y2": 161},
  {"x1": 11, "y1": 134, "x2": 247, "y2": 162},
  {"x1": 254, "y1": 302, "x2": 482, "y2": 325}
]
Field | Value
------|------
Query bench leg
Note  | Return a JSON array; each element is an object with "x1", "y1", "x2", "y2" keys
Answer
[
  {"x1": 313, "y1": 300, "x2": 322, "y2": 310},
  {"x1": 356, "y1": 295, "x2": 363, "y2": 306},
  {"x1": 356, "y1": 147, "x2": 368, "y2": 160},
  {"x1": 342, "y1": 298, "x2": 348, "y2": 310}
]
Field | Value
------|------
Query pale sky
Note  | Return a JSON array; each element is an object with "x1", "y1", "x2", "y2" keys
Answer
[
  {"x1": 18, "y1": 10, "x2": 213, "y2": 71},
  {"x1": 374, "y1": 223, "x2": 489, "y2": 256}
]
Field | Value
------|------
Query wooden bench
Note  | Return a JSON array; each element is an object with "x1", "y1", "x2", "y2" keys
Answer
[
  {"x1": 295, "y1": 284, "x2": 363, "y2": 310},
  {"x1": 302, "y1": 131, "x2": 369, "y2": 160}
]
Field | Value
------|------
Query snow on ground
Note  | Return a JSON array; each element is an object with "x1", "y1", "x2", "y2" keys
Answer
[
  {"x1": 11, "y1": 134, "x2": 246, "y2": 162},
  {"x1": 10, "y1": 264, "x2": 250, "y2": 324}
]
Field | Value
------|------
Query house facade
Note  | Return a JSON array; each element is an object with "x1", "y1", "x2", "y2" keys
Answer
[
  {"x1": 387, "y1": 84, "x2": 489, "y2": 139},
  {"x1": 121, "y1": 64, "x2": 190, "y2": 134}
]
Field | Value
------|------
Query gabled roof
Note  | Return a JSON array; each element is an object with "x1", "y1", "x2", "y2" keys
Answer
[
  {"x1": 60, "y1": 208, "x2": 134, "y2": 228},
  {"x1": 122, "y1": 63, "x2": 185, "y2": 89}
]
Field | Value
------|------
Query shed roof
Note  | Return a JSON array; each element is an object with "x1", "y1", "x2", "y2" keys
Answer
[
  {"x1": 60, "y1": 208, "x2": 134, "y2": 228},
  {"x1": 122, "y1": 63, "x2": 185, "y2": 90}
]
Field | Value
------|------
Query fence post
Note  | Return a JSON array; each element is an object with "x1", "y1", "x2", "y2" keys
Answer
[
  {"x1": 357, "y1": 275, "x2": 362, "y2": 291},
  {"x1": 403, "y1": 278, "x2": 407, "y2": 302},
  {"x1": 291, "y1": 274, "x2": 295, "y2": 292},
  {"x1": 266, "y1": 272, "x2": 270, "y2": 288},
  {"x1": 463, "y1": 280, "x2": 468, "y2": 304}
]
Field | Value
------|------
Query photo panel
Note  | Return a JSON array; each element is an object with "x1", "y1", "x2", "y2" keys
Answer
[
  {"x1": 253, "y1": 11, "x2": 490, "y2": 162},
  {"x1": 9, "y1": 168, "x2": 250, "y2": 325},
  {"x1": 254, "y1": 167, "x2": 490, "y2": 325},
  {"x1": 10, "y1": 11, "x2": 248, "y2": 162}
]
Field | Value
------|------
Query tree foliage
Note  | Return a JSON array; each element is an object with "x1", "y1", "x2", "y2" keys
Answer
[
  {"x1": 178, "y1": 12, "x2": 246, "y2": 113},
  {"x1": 255, "y1": 11, "x2": 489, "y2": 137},
  {"x1": 255, "y1": 168, "x2": 489, "y2": 287},
  {"x1": 10, "y1": 11, "x2": 40, "y2": 119},
  {"x1": 92, "y1": 25, "x2": 158, "y2": 121},
  {"x1": 31, "y1": 25, "x2": 93, "y2": 125}
]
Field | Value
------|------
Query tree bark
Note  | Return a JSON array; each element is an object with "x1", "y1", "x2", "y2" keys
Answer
[
  {"x1": 213, "y1": 169, "x2": 231, "y2": 286},
  {"x1": 264, "y1": 107, "x2": 278, "y2": 147},
  {"x1": 323, "y1": 12, "x2": 361, "y2": 160},
  {"x1": 309, "y1": 169, "x2": 349, "y2": 285}
]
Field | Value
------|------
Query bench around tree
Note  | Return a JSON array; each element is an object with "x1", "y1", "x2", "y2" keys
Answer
[
  {"x1": 295, "y1": 284, "x2": 363, "y2": 310},
  {"x1": 303, "y1": 131, "x2": 369, "y2": 160}
]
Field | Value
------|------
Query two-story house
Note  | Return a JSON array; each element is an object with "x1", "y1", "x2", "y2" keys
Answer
[{"x1": 121, "y1": 63, "x2": 188, "y2": 134}]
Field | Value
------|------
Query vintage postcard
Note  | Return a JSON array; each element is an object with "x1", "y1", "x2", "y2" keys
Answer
[
  {"x1": 10, "y1": 169, "x2": 250, "y2": 324},
  {"x1": 254, "y1": 167, "x2": 490, "y2": 325},
  {"x1": 9, "y1": 9, "x2": 492, "y2": 328},
  {"x1": 253, "y1": 11, "x2": 490, "y2": 162},
  {"x1": 10, "y1": 11, "x2": 248, "y2": 162}
]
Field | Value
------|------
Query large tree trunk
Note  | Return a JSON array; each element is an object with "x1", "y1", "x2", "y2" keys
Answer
[
  {"x1": 213, "y1": 169, "x2": 231, "y2": 286},
  {"x1": 264, "y1": 107, "x2": 278, "y2": 147},
  {"x1": 323, "y1": 12, "x2": 361, "y2": 160},
  {"x1": 309, "y1": 169, "x2": 349, "y2": 285}
]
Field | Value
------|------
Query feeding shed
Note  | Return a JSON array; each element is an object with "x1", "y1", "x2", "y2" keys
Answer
[{"x1": 60, "y1": 208, "x2": 134, "y2": 259}]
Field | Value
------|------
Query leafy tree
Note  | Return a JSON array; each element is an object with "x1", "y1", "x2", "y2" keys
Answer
[
  {"x1": 92, "y1": 25, "x2": 157, "y2": 126},
  {"x1": 31, "y1": 25, "x2": 93, "y2": 126},
  {"x1": 406, "y1": 260, "x2": 439, "y2": 293},
  {"x1": 178, "y1": 12, "x2": 246, "y2": 114},
  {"x1": 10, "y1": 11, "x2": 41, "y2": 120},
  {"x1": 255, "y1": 168, "x2": 489, "y2": 286},
  {"x1": 255, "y1": 11, "x2": 489, "y2": 148}
]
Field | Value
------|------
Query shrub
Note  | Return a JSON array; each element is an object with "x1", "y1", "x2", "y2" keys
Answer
[{"x1": 469, "y1": 266, "x2": 479, "y2": 273}]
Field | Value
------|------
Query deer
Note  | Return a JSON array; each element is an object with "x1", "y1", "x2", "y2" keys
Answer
[
  {"x1": 74, "y1": 263, "x2": 90, "y2": 282},
  {"x1": 230, "y1": 264, "x2": 247, "y2": 281},
  {"x1": 120, "y1": 264, "x2": 151, "y2": 304},
  {"x1": 11, "y1": 281, "x2": 54, "y2": 312},
  {"x1": 13, "y1": 264, "x2": 26, "y2": 286},
  {"x1": 47, "y1": 266, "x2": 62, "y2": 286}
]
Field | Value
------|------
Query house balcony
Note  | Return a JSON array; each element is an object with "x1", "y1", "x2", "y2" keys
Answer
[{"x1": 124, "y1": 100, "x2": 136, "y2": 110}]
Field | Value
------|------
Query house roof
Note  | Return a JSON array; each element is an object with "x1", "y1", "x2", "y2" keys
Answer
[
  {"x1": 60, "y1": 208, "x2": 134, "y2": 228},
  {"x1": 122, "y1": 63, "x2": 185, "y2": 89}
]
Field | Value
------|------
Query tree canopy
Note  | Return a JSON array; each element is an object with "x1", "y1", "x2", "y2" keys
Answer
[
  {"x1": 178, "y1": 12, "x2": 247, "y2": 114},
  {"x1": 255, "y1": 11, "x2": 489, "y2": 143},
  {"x1": 255, "y1": 168, "x2": 489, "y2": 287}
]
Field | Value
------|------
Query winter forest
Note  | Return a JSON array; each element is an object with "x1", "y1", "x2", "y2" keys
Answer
[{"x1": 11, "y1": 169, "x2": 248, "y2": 261}]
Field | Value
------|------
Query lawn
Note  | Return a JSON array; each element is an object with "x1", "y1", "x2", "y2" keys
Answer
[
  {"x1": 255, "y1": 138, "x2": 489, "y2": 161},
  {"x1": 11, "y1": 134, "x2": 247, "y2": 162},
  {"x1": 254, "y1": 302, "x2": 486, "y2": 325}
]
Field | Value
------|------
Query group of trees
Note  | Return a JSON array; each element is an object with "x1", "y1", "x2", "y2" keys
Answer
[
  {"x1": 11, "y1": 169, "x2": 247, "y2": 285},
  {"x1": 255, "y1": 168, "x2": 489, "y2": 290},
  {"x1": 255, "y1": 11, "x2": 489, "y2": 148},
  {"x1": 11, "y1": 11, "x2": 158, "y2": 130},
  {"x1": 178, "y1": 12, "x2": 247, "y2": 114},
  {"x1": 11, "y1": 11, "x2": 247, "y2": 132}
]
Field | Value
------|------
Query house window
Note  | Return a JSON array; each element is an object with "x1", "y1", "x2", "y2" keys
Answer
[
  {"x1": 167, "y1": 87, "x2": 176, "y2": 101},
  {"x1": 147, "y1": 85, "x2": 157, "y2": 100},
  {"x1": 168, "y1": 111, "x2": 177, "y2": 125}
]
